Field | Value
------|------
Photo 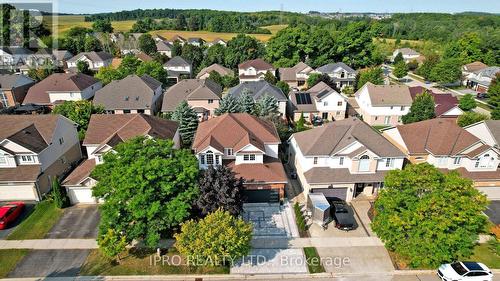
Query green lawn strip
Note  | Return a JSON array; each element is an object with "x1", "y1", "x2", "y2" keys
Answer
[
  {"x1": 0, "y1": 249, "x2": 28, "y2": 278},
  {"x1": 7, "y1": 201, "x2": 63, "y2": 240},
  {"x1": 372, "y1": 125, "x2": 391, "y2": 131},
  {"x1": 303, "y1": 247, "x2": 325, "y2": 273},
  {"x1": 80, "y1": 248, "x2": 229, "y2": 275},
  {"x1": 468, "y1": 243, "x2": 500, "y2": 269}
]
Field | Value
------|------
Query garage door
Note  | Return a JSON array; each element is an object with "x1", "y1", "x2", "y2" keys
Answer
[
  {"x1": 67, "y1": 187, "x2": 96, "y2": 204},
  {"x1": 311, "y1": 187, "x2": 348, "y2": 201},
  {"x1": 243, "y1": 190, "x2": 279, "y2": 203},
  {"x1": 477, "y1": 187, "x2": 500, "y2": 200},
  {"x1": 0, "y1": 184, "x2": 38, "y2": 201}
]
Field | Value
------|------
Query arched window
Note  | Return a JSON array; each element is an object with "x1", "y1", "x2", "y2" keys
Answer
[
  {"x1": 359, "y1": 155, "x2": 370, "y2": 172},
  {"x1": 206, "y1": 150, "x2": 214, "y2": 165}
]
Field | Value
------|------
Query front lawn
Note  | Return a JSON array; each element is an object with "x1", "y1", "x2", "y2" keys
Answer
[
  {"x1": 469, "y1": 243, "x2": 500, "y2": 269},
  {"x1": 7, "y1": 201, "x2": 63, "y2": 240},
  {"x1": 0, "y1": 249, "x2": 28, "y2": 278},
  {"x1": 303, "y1": 247, "x2": 325, "y2": 273},
  {"x1": 80, "y1": 248, "x2": 229, "y2": 275}
]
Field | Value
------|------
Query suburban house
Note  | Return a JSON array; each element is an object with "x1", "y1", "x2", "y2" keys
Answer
[
  {"x1": 288, "y1": 117, "x2": 405, "y2": 202},
  {"x1": 278, "y1": 62, "x2": 314, "y2": 89},
  {"x1": 0, "y1": 115, "x2": 82, "y2": 201},
  {"x1": 153, "y1": 34, "x2": 167, "y2": 42},
  {"x1": 192, "y1": 113, "x2": 287, "y2": 202},
  {"x1": 169, "y1": 35, "x2": 187, "y2": 45},
  {"x1": 161, "y1": 79, "x2": 222, "y2": 121},
  {"x1": 62, "y1": 114, "x2": 180, "y2": 204},
  {"x1": 135, "y1": 52, "x2": 154, "y2": 62},
  {"x1": 187, "y1": 37, "x2": 205, "y2": 46},
  {"x1": 391, "y1": 48, "x2": 422, "y2": 63},
  {"x1": 23, "y1": 73, "x2": 102, "y2": 106},
  {"x1": 93, "y1": 74, "x2": 163, "y2": 115},
  {"x1": 156, "y1": 40, "x2": 173, "y2": 57},
  {"x1": 0, "y1": 47, "x2": 33, "y2": 71},
  {"x1": 382, "y1": 118, "x2": 500, "y2": 198},
  {"x1": 111, "y1": 33, "x2": 143, "y2": 54},
  {"x1": 207, "y1": 38, "x2": 227, "y2": 47},
  {"x1": 409, "y1": 86, "x2": 463, "y2": 118},
  {"x1": 227, "y1": 81, "x2": 288, "y2": 117},
  {"x1": 238, "y1": 59, "x2": 275, "y2": 83},
  {"x1": 66, "y1": 51, "x2": 113, "y2": 71},
  {"x1": 0, "y1": 74, "x2": 35, "y2": 108},
  {"x1": 196, "y1": 63, "x2": 234, "y2": 79},
  {"x1": 314, "y1": 62, "x2": 357, "y2": 90},
  {"x1": 26, "y1": 49, "x2": 73, "y2": 69},
  {"x1": 164, "y1": 56, "x2": 192, "y2": 81},
  {"x1": 462, "y1": 61, "x2": 488, "y2": 77},
  {"x1": 289, "y1": 81, "x2": 348, "y2": 122},
  {"x1": 464, "y1": 66, "x2": 500, "y2": 93},
  {"x1": 354, "y1": 82, "x2": 412, "y2": 126}
]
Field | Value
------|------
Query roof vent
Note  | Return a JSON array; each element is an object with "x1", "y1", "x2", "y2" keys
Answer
[
  {"x1": 124, "y1": 96, "x2": 129, "y2": 101},
  {"x1": 135, "y1": 96, "x2": 139, "y2": 101}
]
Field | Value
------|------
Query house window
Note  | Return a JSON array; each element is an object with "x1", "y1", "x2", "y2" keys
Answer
[
  {"x1": 58, "y1": 137, "x2": 64, "y2": 145},
  {"x1": 384, "y1": 116, "x2": 391, "y2": 125},
  {"x1": 206, "y1": 151, "x2": 214, "y2": 165},
  {"x1": 324, "y1": 101, "x2": 328, "y2": 106},
  {"x1": 385, "y1": 158, "x2": 394, "y2": 168},
  {"x1": 313, "y1": 157, "x2": 318, "y2": 165},
  {"x1": 0, "y1": 156, "x2": 6, "y2": 165},
  {"x1": 20, "y1": 155, "x2": 35, "y2": 163},
  {"x1": 390, "y1": 106, "x2": 394, "y2": 110},
  {"x1": 337, "y1": 101, "x2": 342, "y2": 106},
  {"x1": 208, "y1": 99, "x2": 214, "y2": 104},
  {"x1": 359, "y1": 155, "x2": 370, "y2": 172},
  {"x1": 400, "y1": 106, "x2": 405, "y2": 111},
  {"x1": 437, "y1": 157, "x2": 447, "y2": 166},
  {"x1": 225, "y1": 148, "x2": 233, "y2": 156},
  {"x1": 123, "y1": 110, "x2": 131, "y2": 113},
  {"x1": 70, "y1": 92, "x2": 75, "y2": 98},
  {"x1": 243, "y1": 154, "x2": 256, "y2": 161},
  {"x1": 200, "y1": 155, "x2": 205, "y2": 165},
  {"x1": 475, "y1": 154, "x2": 493, "y2": 168},
  {"x1": 339, "y1": 156, "x2": 344, "y2": 166},
  {"x1": 0, "y1": 91, "x2": 8, "y2": 107},
  {"x1": 137, "y1": 109, "x2": 145, "y2": 113},
  {"x1": 215, "y1": 155, "x2": 220, "y2": 165},
  {"x1": 374, "y1": 116, "x2": 378, "y2": 121},
  {"x1": 453, "y1": 157, "x2": 461, "y2": 165},
  {"x1": 97, "y1": 155, "x2": 103, "y2": 163}
]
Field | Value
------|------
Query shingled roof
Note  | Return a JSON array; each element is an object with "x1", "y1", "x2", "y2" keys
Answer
[
  {"x1": 196, "y1": 64, "x2": 234, "y2": 78},
  {"x1": 238, "y1": 59, "x2": 274, "y2": 70},
  {"x1": 228, "y1": 81, "x2": 287, "y2": 102},
  {"x1": 0, "y1": 74, "x2": 34, "y2": 89},
  {"x1": 356, "y1": 82, "x2": 413, "y2": 106},
  {"x1": 161, "y1": 79, "x2": 222, "y2": 112},
  {"x1": 67, "y1": 51, "x2": 113, "y2": 63}
]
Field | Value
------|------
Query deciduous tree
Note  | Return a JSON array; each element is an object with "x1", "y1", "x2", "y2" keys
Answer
[
  {"x1": 355, "y1": 67, "x2": 384, "y2": 90},
  {"x1": 402, "y1": 91, "x2": 435, "y2": 124},
  {"x1": 393, "y1": 61, "x2": 408, "y2": 79},
  {"x1": 458, "y1": 94, "x2": 477, "y2": 111},
  {"x1": 52, "y1": 100, "x2": 105, "y2": 139},
  {"x1": 92, "y1": 19, "x2": 113, "y2": 33},
  {"x1": 138, "y1": 34, "x2": 157, "y2": 56},
  {"x1": 457, "y1": 112, "x2": 488, "y2": 127}
]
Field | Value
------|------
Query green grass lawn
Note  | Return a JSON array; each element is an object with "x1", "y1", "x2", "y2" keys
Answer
[
  {"x1": 303, "y1": 247, "x2": 325, "y2": 273},
  {"x1": 469, "y1": 243, "x2": 500, "y2": 269},
  {"x1": 0, "y1": 249, "x2": 28, "y2": 278},
  {"x1": 372, "y1": 125, "x2": 391, "y2": 131},
  {"x1": 7, "y1": 201, "x2": 63, "y2": 240},
  {"x1": 80, "y1": 248, "x2": 229, "y2": 275}
]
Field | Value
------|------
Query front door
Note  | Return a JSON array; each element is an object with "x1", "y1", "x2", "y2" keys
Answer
[
  {"x1": 322, "y1": 112, "x2": 328, "y2": 120},
  {"x1": 354, "y1": 183, "x2": 365, "y2": 197}
]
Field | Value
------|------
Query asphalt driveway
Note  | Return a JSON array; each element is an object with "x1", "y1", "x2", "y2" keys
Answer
[
  {"x1": 8, "y1": 249, "x2": 90, "y2": 277},
  {"x1": 485, "y1": 200, "x2": 500, "y2": 225},
  {"x1": 45, "y1": 204, "x2": 100, "y2": 239}
]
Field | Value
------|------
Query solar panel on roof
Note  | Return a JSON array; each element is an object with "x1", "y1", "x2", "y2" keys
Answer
[{"x1": 295, "y1": 93, "x2": 312, "y2": 105}]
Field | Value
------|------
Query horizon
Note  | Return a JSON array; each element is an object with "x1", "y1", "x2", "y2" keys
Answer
[{"x1": 56, "y1": 0, "x2": 500, "y2": 15}]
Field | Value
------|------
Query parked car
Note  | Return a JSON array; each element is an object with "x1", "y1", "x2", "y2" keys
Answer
[
  {"x1": 477, "y1": 93, "x2": 489, "y2": 99},
  {"x1": 0, "y1": 202, "x2": 25, "y2": 229},
  {"x1": 438, "y1": 261, "x2": 493, "y2": 281},
  {"x1": 328, "y1": 199, "x2": 355, "y2": 231},
  {"x1": 312, "y1": 116, "x2": 323, "y2": 126}
]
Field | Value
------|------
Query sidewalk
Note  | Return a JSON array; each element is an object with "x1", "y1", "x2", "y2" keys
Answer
[
  {"x1": 0, "y1": 239, "x2": 98, "y2": 250},
  {"x1": 350, "y1": 199, "x2": 376, "y2": 237}
]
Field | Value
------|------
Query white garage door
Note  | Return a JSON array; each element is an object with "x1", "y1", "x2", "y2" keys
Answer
[
  {"x1": 67, "y1": 187, "x2": 96, "y2": 204},
  {"x1": 0, "y1": 184, "x2": 38, "y2": 201},
  {"x1": 478, "y1": 187, "x2": 500, "y2": 200}
]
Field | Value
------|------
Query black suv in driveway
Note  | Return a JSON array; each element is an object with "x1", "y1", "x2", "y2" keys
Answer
[{"x1": 328, "y1": 199, "x2": 356, "y2": 231}]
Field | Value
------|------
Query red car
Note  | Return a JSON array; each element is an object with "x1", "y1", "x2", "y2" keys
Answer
[{"x1": 0, "y1": 202, "x2": 25, "y2": 229}]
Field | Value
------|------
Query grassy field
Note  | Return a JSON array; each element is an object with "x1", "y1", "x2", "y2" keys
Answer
[
  {"x1": 7, "y1": 201, "x2": 63, "y2": 240},
  {"x1": 49, "y1": 15, "x2": 286, "y2": 41},
  {"x1": 80, "y1": 248, "x2": 229, "y2": 275},
  {"x1": 0, "y1": 249, "x2": 28, "y2": 278}
]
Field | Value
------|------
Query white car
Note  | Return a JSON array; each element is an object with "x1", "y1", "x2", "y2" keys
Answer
[{"x1": 438, "y1": 261, "x2": 493, "y2": 281}]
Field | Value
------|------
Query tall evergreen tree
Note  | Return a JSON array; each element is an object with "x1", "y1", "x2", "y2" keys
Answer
[
  {"x1": 171, "y1": 101, "x2": 198, "y2": 146},
  {"x1": 393, "y1": 61, "x2": 409, "y2": 79},
  {"x1": 402, "y1": 91, "x2": 436, "y2": 124},
  {"x1": 215, "y1": 95, "x2": 241, "y2": 115},
  {"x1": 138, "y1": 34, "x2": 157, "y2": 56},
  {"x1": 256, "y1": 95, "x2": 279, "y2": 118},
  {"x1": 393, "y1": 52, "x2": 404, "y2": 64},
  {"x1": 238, "y1": 91, "x2": 256, "y2": 114}
]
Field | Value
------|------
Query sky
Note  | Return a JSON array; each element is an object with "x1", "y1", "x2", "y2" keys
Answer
[{"x1": 56, "y1": 0, "x2": 500, "y2": 14}]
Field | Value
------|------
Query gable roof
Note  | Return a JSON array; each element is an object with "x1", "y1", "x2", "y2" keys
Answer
[
  {"x1": 164, "y1": 56, "x2": 191, "y2": 67},
  {"x1": 156, "y1": 40, "x2": 173, "y2": 52},
  {"x1": 279, "y1": 62, "x2": 312, "y2": 81},
  {"x1": 463, "y1": 61, "x2": 488, "y2": 73},
  {"x1": 227, "y1": 81, "x2": 287, "y2": 102},
  {"x1": 290, "y1": 82, "x2": 346, "y2": 113},
  {"x1": 83, "y1": 114, "x2": 178, "y2": 146},
  {"x1": 93, "y1": 75, "x2": 161, "y2": 110},
  {"x1": 395, "y1": 118, "x2": 486, "y2": 156},
  {"x1": 316, "y1": 62, "x2": 355, "y2": 74},
  {"x1": 196, "y1": 63, "x2": 234, "y2": 78},
  {"x1": 135, "y1": 52, "x2": 153, "y2": 62},
  {"x1": 238, "y1": 59, "x2": 274, "y2": 70},
  {"x1": 162, "y1": 79, "x2": 222, "y2": 112},
  {"x1": 67, "y1": 51, "x2": 113, "y2": 63},
  {"x1": 483, "y1": 120, "x2": 500, "y2": 147},
  {"x1": 475, "y1": 66, "x2": 500, "y2": 78},
  {"x1": 23, "y1": 73, "x2": 100, "y2": 104},
  {"x1": 292, "y1": 117, "x2": 404, "y2": 157},
  {"x1": 0, "y1": 74, "x2": 34, "y2": 89},
  {"x1": 409, "y1": 86, "x2": 460, "y2": 117},
  {"x1": 0, "y1": 115, "x2": 66, "y2": 152},
  {"x1": 357, "y1": 82, "x2": 412, "y2": 106},
  {"x1": 192, "y1": 113, "x2": 280, "y2": 153},
  {"x1": 170, "y1": 35, "x2": 187, "y2": 42}
]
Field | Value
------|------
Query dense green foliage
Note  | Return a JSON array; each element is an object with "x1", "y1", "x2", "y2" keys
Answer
[
  {"x1": 458, "y1": 94, "x2": 477, "y2": 111},
  {"x1": 224, "y1": 34, "x2": 265, "y2": 69},
  {"x1": 95, "y1": 55, "x2": 167, "y2": 86},
  {"x1": 174, "y1": 208, "x2": 253, "y2": 265},
  {"x1": 215, "y1": 95, "x2": 241, "y2": 115},
  {"x1": 92, "y1": 19, "x2": 113, "y2": 33},
  {"x1": 51, "y1": 178, "x2": 69, "y2": 209},
  {"x1": 138, "y1": 34, "x2": 157, "y2": 56},
  {"x1": 372, "y1": 164, "x2": 488, "y2": 268},
  {"x1": 402, "y1": 91, "x2": 435, "y2": 124},
  {"x1": 98, "y1": 228, "x2": 127, "y2": 262},
  {"x1": 489, "y1": 73, "x2": 500, "y2": 109},
  {"x1": 355, "y1": 67, "x2": 384, "y2": 90},
  {"x1": 196, "y1": 166, "x2": 244, "y2": 216},
  {"x1": 429, "y1": 58, "x2": 462, "y2": 84},
  {"x1": 171, "y1": 101, "x2": 199, "y2": 146},
  {"x1": 457, "y1": 112, "x2": 489, "y2": 127},
  {"x1": 52, "y1": 100, "x2": 105, "y2": 140},
  {"x1": 92, "y1": 137, "x2": 199, "y2": 247},
  {"x1": 393, "y1": 61, "x2": 408, "y2": 79}
]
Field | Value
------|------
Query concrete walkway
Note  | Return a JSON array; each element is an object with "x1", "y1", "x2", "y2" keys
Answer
[
  {"x1": 0, "y1": 239, "x2": 98, "y2": 249},
  {"x1": 350, "y1": 199, "x2": 376, "y2": 237}
]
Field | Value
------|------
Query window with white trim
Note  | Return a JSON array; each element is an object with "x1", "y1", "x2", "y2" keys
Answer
[
  {"x1": 224, "y1": 148, "x2": 233, "y2": 156},
  {"x1": 243, "y1": 154, "x2": 256, "y2": 161},
  {"x1": 206, "y1": 151, "x2": 214, "y2": 165},
  {"x1": 313, "y1": 157, "x2": 318, "y2": 165},
  {"x1": 59, "y1": 137, "x2": 64, "y2": 145},
  {"x1": 0, "y1": 91, "x2": 8, "y2": 108},
  {"x1": 0, "y1": 156, "x2": 7, "y2": 165},
  {"x1": 200, "y1": 154, "x2": 205, "y2": 165},
  {"x1": 385, "y1": 158, "x2": 394, "y2": 168},
  {"x1": 339, "y1": 156, "x2": 344, "y2": 166},
  {"x1": 20, "y1": 155, "x2": 35, "y2": 164},
  {"x1": 337, "y1": 101, "x2": 343, "y2": 106},
  {"x1": 453, "y1": 157, "x2": 461, "y2": 165}
]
